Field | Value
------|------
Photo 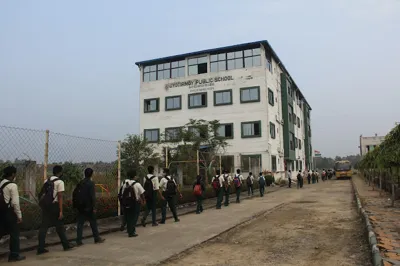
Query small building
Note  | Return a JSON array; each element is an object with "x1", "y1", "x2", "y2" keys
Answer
[{"x1": 359, "y1": 134, "x2": 386, "y2": 156}]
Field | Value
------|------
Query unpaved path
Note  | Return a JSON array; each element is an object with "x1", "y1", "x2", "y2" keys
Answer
[{"x1": 164, "y1": 180, "x2": 371, "y2": 266}]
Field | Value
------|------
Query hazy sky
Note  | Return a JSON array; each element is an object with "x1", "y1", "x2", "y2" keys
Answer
[{"x1": 1, "y1": 0, "x2": 399, "y2": 158}]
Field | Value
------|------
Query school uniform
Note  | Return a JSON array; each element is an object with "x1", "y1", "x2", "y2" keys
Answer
[
  {"x1": 222, "y1": 174, "x2": 232, "y2": 206},
  {"x1": 38, "y1": 176, "x2": 72, "y2": 253},
  {"x1": 118, "y1": 180, "x2": 127, "y2": 230},
  {"x1": 247, "y1": 175, "x2": 255, "y2": 196},
  {"x1": 121, "y1": 179, "x2": 144, "y2": 237},
  {"x1": 233, "y1": 174, "x2": 244, "y2": 203},
  {"x1": 141, "y1": 174, "x2": 160, "y2": 226},
  {"x1": 159, "y1": 176, "x2": 179, "y2": 223},
  {"x1": 76, "y1": 177, "x2": 102, "y2": 245},
  {"x1": 0, "y1": 179, "x2": 24, "y2": 261},
  {"x1": 211, "y1": 175, "x2": 225, "y2": 209},
  {"x1": 192, "y1": 180, "x2": 206, "y2": 214},
  {"x1": 258, "y1": 175, "x2": 266, "y2": 197},
  {"x1": 287, "y1": 171, "x2": 292, "y2": 188}
]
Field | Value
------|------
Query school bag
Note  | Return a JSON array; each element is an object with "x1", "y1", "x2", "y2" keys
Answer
[
  {"x1": 212, "y1": 175, "x2": 220, "y2": 190},
  {"x1": 246, "y1": 176, "x2": 252, "y2": 186},
  {"x1": 233, "y1": 175, "x2": 241, "y2": 188},
  {"x1": 193, "y1": 184, "x2": 202, "y2": 196},
  {"x1": 165, "y1": 177, "x2": 177, "y2": 196},
  {"x1": 121, "y1": 181, "x2": 137, "y2": 208},
  {"x1": 118, "y1": 182, "x2": 125, "y2": 203},
  {"x1": 259, "y1": 177, "x2": 265, "y2": 187},
  {"x1": 0, "y1": 181, "x2": 12, "y2": 212},
  {"x1": 38, "y1": 178, "x2": 59, "y2": 209},
  {"x1": 322, "y1": 171, "x2": 326, "y2": 177},
  {"x1": 144, "y1": 176, "x2": 156, "y2": 200},
  {"x1": 72, "y1": 179, "x2": 89, "y2": 210},
  {"x1": 297, "y1": 173, "x2": 302, "y2": 180}
]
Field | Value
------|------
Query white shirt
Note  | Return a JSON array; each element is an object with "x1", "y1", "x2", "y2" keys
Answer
[
  {"x1": 247, "y1": 175, "x2": 255, "y2": 185},
  {"x1": 211, "y1": 175, "x2": 225, "y2": 188},
  {"x1": 258, "y1": 175, "x2": 265, "y2": 182},
  {"x1": 45, "y1": 176, "x2": 64, "y2": 203},
  {"x1": 287, "y1": 171, "x2": 292, "y2": 179},
  {"x1": 222, "y1": 174, "x2": 232, "y2": 185},
  {"x1": 0, "y1": 179, "x2": 22, "y2": 219},
  {"x1": 144, "y1": 174, "x2": 160, "y2": 190},
  {"x1": 159, "y1": 176, "x2": 177, "y2": 192},
  {"x1": 122, "y1": 179, "x2": 145, "y2": 201}
]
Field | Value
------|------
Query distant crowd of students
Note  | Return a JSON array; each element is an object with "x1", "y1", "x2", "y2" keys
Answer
[{"x1": 286, "y1": 168, "x2": 334, "y2": 189}]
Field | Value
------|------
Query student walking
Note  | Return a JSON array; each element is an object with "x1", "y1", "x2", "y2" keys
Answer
[
  {"x1": 311, "y1": 170, "x2": 316, "y2": 184},
  {"x1": 246, "y1": 172, "x2": 255, "y2": 196},
  {"x1": 222, "y1": 170, "x2": 232, "y2": 207},
  {"x1": 0, "y1": 166, "x2": 25, "y2": 262},
  {"x1": 233, "y1": 169, "x2": 244, "y2": 203},
  {"x1": 37, "y1": 165, "x2": 74, "y2": 255},
  {"x1": 306, "y1": 170, "x2": 311, "y2": 184},
  {"x1": 287, "y1": 170, "x2": 292, "y2": 188},
  {"x1": 211, "y1": 170, "x2": 224, "y2": 209},
  {"x1": 120, "y1": 170, "x2": 145, "y2": 237},
  {"x1": 159, "y1": 168, "x2": 182, "y2": 223},
  {"x1": 258, "y1": 172, "x2": 266, "y2": 197},
  {"x1": 141, "y1": 166, "x2": 163, "y2": 227},
  {"x1": 192, "y1": 175, "x2": 206, "y2": 214},
  {"x1": 297, "y1": 170, "x2": 302, "y2": 189},
  {"x1": 73, "y1": 168, "x2": 105, "y2": 246}
]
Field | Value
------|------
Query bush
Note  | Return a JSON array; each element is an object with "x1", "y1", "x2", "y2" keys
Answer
[{"x1": 265, "y1": 175, "x2": 275, "y2": 186}]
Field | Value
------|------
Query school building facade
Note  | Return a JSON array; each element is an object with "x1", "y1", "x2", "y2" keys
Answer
[{"x1": 135, "y1": 40, "x2": 313, "y2": 180}]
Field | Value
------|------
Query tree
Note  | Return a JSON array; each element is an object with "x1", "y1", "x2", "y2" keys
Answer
[
  {"x1": 120, "y1": 134, "x2": 160, "y2": 178},
  {"x1": 162, "y1": 119, "x2": 229, "y2": 184}
]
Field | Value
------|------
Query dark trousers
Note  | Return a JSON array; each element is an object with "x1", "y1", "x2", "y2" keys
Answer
[
  {"x1": 1, "y1": 210, "x2": 20, "y2": 258},
  {"x1": 235, "y1": 186, "x2": 241, "y2": 203},
  {"x1": 288, "y1": 178, "x2": 292, "y2": 188},
  {"x1": 216, "y1": 189, "x2": 223, "y2": 208},
  {"x1": 248, "y1": 184, "x2": 254, "y2": 196},
  {"x1": 260, "y1": 186, "x2": 265, "y2": 197},
  {"x1": 125, "y1": 204, "x2": 140, "y2": 236},
  {"x1": 161, "y1": 193, "x2": 178, "y2": 222},
  {"x1": 142, "y1": 197, "x2": 157, "y2": 224},
  {"x1": 76, "y1": 210, "x2": 100, "y2": 244},
  {"x1": 119, "y1": 203, "x2": 126, "y2": 228},
  {"x1": 38, "y1": 203, "x2": 69, "y2": 251},
  {"x1": 196, "y1": 194, "x2": 203, "y2": 213},
  {"x1": 224, "y1": 187, "x2": 230, "y2": 206},
  {"x1": 307, "y1": 177, "x2": 311, "y2": 184}
]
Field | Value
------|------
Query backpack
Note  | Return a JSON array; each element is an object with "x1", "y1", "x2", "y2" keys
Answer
[
  {"x1": 144, "y1": 176, "x2": 156, "y2": 200},
  {"x1": 259, "y1": 177, "x2": 265, "y2": 187},
  {"x1": 193, "y1": 184, "x2": 202, "y2": 196},
  {"x1": 246, "y1": 176, "x2": 252, "y2": 186},
  {"x1": 0, "y1": 181, "x2": 12, "y2": 212},
  {"x1": 118, "y1": 182, "x2": 125, "y2": 203},
  {"x1": 165, "y1": 177, "x2": 177, "y2": 196},
  {"x1": 233, "y1": 175, "x2": 241, "y2": 188},
  {"x1": 322, "y1": 171, "x2": 326, "y2": 177},
  {"x1": 212, "y1": 175, "x2": 220, "y2": 190},
  {"x1": 121, "y1": 181, "x2": 137, "y2": 208},
  {"x1": 38, "y1": 178, "x2": 59, "y2": 209},
  {"x1": 297, "y1": 173, "x2": 302, "y2": 180},
  {"x1": 72, "y1": 179, "x2": 89, "y2": 210}
]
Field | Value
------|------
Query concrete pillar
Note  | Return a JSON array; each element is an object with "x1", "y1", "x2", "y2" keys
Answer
[{"x1": 24, "y1": 161, "x2": 37, "y2": 201}]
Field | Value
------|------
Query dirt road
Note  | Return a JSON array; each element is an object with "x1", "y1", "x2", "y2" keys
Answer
[{"x1": 164, "y1": 180, "x2": 371, "y2": 266}]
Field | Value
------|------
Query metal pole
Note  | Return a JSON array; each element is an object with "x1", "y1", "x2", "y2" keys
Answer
[
  {"x1": 196, "y1": 150, "x2": 200, "y2": 175},
  {"x1": 165, "y1": 146, "x2": 168, "y2": 168},
  {"x1": 219, "y1": 155, "x2": 222, "y2": 173},
  {"x1": 258, "y1": 157, "x2": 261, "y2": 174},
  {"x1": 249, "y1": 157, "x2": 251, "y2": 174},
  {"x1": 117, "y1": 141, "x2": 122, "y2": 216},
  {"x1": 43, "y1": 130, "x2": 49, "y2": 181}
]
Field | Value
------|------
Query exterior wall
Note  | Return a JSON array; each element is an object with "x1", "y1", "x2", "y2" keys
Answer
[
  {"x1": 303, "y1": 105, "x2": 312, "y2": 169},
  {"x1": 359, "y1": 135, "x2": 385, "y2": 156}
]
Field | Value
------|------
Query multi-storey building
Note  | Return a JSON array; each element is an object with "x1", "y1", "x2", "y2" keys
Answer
[
  {"x1": 135, "y1": 40, "x2": 312, "y2": 180},
  {"x1": 359, "y1": 134, "x2": 386, "y2": 156}
]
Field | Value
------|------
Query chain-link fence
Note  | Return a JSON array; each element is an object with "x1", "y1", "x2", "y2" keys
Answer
[{"x1": 0, "y1": 126, "x2": 119, "y2": 232}]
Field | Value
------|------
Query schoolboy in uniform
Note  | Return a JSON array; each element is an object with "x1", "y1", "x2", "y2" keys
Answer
[{"x1": 159, "y1": 168, "x2": 182, "y2": 224}]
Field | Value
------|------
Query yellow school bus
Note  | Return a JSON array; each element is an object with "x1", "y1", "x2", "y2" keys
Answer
[{"x1": 334, "y1": 160, "x2": 352, "y2": 179}]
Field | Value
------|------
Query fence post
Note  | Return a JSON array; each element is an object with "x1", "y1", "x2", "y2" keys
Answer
[
  {"x1": 219, "y1": 155, "x2": 222, "y2": 173},
  {"x1": 117, "y1": 141, "x2": 121, "y2": 216},
  {"x1": 165, "y1": 146, "x2": 168, "y2": 168},
  {"x1": 196, "y1": 150, "x2": 199, "y2": 175},
  {"x1": 43, "y1": 130, "x2": 49, "y2": 181}
]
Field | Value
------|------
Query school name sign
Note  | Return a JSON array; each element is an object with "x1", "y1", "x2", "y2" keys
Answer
[{"x1": 164, "y1": 75, "x2": 234, "y2": 90}]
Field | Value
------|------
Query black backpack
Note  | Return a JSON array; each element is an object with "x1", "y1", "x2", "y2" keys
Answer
[
  {"x1": 121, "y1": 181, "x2": 137, "y2": 208},
  {"x1": 246, "y1": 176, "x2": 252, "y2": 186},
  {"x1": 144, "y1": 176, "x2": 156, "y2": 200},
  {"x1": 72, "y1": 179, "x2": 89, "y2": 210},
  {"x1": 38, "y1": 178, "x2": 59, "y2": 209},
  {"x1": 165, "y1": 177, "x2": 177, "y2": 196},
  {"x1": 0, "y1": 181, "x2": 12, "y2": 212}
]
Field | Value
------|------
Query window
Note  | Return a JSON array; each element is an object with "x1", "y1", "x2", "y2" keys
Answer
[
  {"x1": 188, "y1": 92, "x2": 207, "y2": 108},
  {"x1": 268, "y1": 88, "x2": 274, "y2": 106},
  {"x1": 216, "y1": 123, "x2": 233, "y2": 139},
  {"x1": 144, "y1": 129, "x2": 159, "y2": 143},
  {"x1": 165, "y1": 96, "x2": 181, "y2": 111},
  {"x1": 295, "y1": 138, "x2": 298, "y2": 148},
  {"x1": 266, "y1": 52, "x2": 273, "y2": 73},
  {"x1": 288, "y1": 104, "x2": 293, "y2": 123},
  {"x1": 143, "y1": 60, "x2": 185, "y2": 82},
  {"x1": 241, "y1": 121, "x2": 261, "y2": 138},
  {"x1": 298, "y1": 139, "x2": 302, "y2": 150},
  {"x1": 240, "y1": 154, "x2": 261, "y2": 172},
  {"x1": 210, "y1": 53, "x2": 227, "y2": 72},
  {"x1": 269, "y1": 122, "x2": 276, "y2": 139},
  {"x1": 144, "y1": 98, "x2": 159, "y2": 113},
  {"x1": 299, "y1": 160, "x2": 303, "y2": 171},
  {"x1": 188, "y1": 56, "x2": 208, "y2": 75},
  {"x1": 271, "y1": 155, "x2": 277, "y2": 172},
  {"x1": 189, "y1": 126, "x2": 207, "y2": 139},
  {"x1": 293, "y1": 114, "x2": 297, "y2": 125},
  {"x1": 290, "y1": 133, "x2": 295, "y2": 150},
  {"x1": 165, "y1": 127, "x2": 181, "y2": 142},
  {"x1": 243, "y1": 48, "x2": 261, "y2": 68},
  {"x1": 295, "y1": 160, "x2": 299, "y2": 171},
  {"x1": 240, "y1": 86, "x2": 260, "y2": 103},
  {"x1": 229, "y1": 51, "x2": 243, "y2": 70},
  {"x1": 214, "y1": 89, "x2": 232, "y2": 106},
  {"x1": 308, "y1": 126, "x2": 312, "y2": 137},
  {"x1": 297, "y1": 117, "x2": 301, "y2": 128}
]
